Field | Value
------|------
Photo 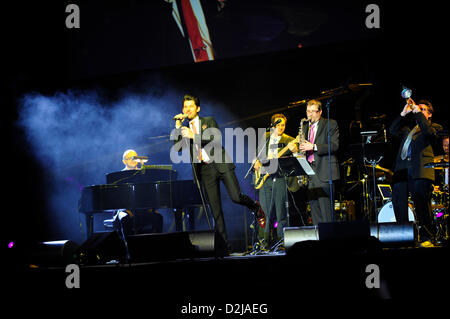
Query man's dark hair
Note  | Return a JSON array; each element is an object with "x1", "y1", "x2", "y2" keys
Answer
[
  {"x1": 182, "y1": 94, "x2": 200, "y2": 107},
  {"x1": 418, "y1": 99, "x2": 433, "y2": 115},
  {"x1": 271, "y1": 113, "x2": 287, "y2": 125}
]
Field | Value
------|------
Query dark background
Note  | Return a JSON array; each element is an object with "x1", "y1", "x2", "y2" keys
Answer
[{"x1": 3, "y1": 1, "x2": 447, "y2": 248}]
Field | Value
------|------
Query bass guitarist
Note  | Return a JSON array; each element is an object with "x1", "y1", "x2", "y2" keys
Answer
[{"x1": 253, "y1": 113, "x2": 299, "y2": 249}]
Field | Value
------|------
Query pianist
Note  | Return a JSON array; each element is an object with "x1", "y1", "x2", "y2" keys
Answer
[
  {"x1": 118, "y1": 149, "x2": 162, "y2": 235},
  {"x1": 122, "y1": 149, "x2": 140, "y2": 170}
]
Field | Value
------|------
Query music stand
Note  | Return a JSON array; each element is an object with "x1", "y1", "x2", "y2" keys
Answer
[
  {"x1": 277, "y1": 156, "x2": 315, "y2": 178},
  {"x1": 349, "y1": 142, "x2": 387, "y2": 221}
]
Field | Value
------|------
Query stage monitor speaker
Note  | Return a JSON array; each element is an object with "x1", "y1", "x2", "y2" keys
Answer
[
  {"x1": 77, "y1": 230, "x2": 228, "y2": 265},
  {"x1": 77, "y1": 232, "x2": 124, "y2": 265},
  {"x1": 284, "y1": 222, "x2": 416, "y2": 249},
  {"x1": 188, "y1": 230, "x2": 228, "y2": 257},
  {"x1": 284, "y1": 226, "x2": 319, "y2": 249},
  {"x1": 126, "y1": 231, "x2": 196, "y2": 263},
  {"x1": 31, "y1": 240, "x2": 79, "y2": 266},
  {"x1": 370, "y1": 222, "x2": 416, "y2": 246},
  {"x1": 318, "y1": 221, "x2": 371, "y2": 241}
]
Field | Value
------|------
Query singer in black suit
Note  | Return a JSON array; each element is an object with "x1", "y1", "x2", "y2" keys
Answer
[
  {"x1": 389, "y1": 99, "x2": 442, "y2": 246},
  {"x1": 172, "y1": 94, "x2": 265, "y2": 250},
  {"x1": 299, "y1": 100, "x2": 340, "y2": 225}
]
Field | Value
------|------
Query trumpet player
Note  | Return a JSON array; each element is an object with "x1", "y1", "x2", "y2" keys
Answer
[{"x1": 390, "y1": 98, "x2": 443, "y2": 247}]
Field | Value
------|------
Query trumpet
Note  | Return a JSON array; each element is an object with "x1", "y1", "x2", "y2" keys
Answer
[{"x1": 401, "y1": 86, "x2": 417, "y2": 110}]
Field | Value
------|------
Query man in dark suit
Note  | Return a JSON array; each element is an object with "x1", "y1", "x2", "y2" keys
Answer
[
  {"x1": 172, "y1": 94, "x2": 265, "y2": 250},
  {"x1": 299, "y1": 100, "x2": 340, "y2": 225},
  {"x1": 253, "y1": 113, "x2": 298, "y2": 248},
  {"x1": 389, "y1": 99, "x2": 442, "y2": 247}
]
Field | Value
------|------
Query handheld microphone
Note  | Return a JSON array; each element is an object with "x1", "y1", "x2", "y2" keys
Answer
[{"x1": 173, "y1": 114, "x2": 188, "y2": 121}]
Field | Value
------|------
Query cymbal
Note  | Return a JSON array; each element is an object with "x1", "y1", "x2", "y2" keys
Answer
[
  {"x1": 425, "y1": 162, "x2": 449, "y2": 169},
  {"x1": 341, "y1": 158, "x2": 355, "y2": 166},
  {"x1": 364, "y1": 164, "x2": 393, "y2": 175},
  {"x1": 434, "y1": 155, "x2": 449, "y2": 162}
]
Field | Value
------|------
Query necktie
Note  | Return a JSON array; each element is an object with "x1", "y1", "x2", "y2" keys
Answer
[
  {"x1": 190, "y1": 121, "x2": 202, "y2": 162},
  {"x1": 400, "y1": 125, "x2": 419, "y2": 160},
  {"x1": 307, "y1": 122, "x2": 316, "y2": 163}
]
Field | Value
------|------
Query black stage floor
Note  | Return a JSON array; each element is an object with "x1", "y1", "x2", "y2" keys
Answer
[{"x1": 5, "y1": 240, "x2": 449, "y2": 315}]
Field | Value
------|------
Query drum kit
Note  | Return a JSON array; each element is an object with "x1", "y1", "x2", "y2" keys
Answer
[
  {"x1": 342, "y1": 154, "x2": 448, "y2": 242},
  {"x1": 429, "y1": 156, "x2": 449, "y2": 242}
]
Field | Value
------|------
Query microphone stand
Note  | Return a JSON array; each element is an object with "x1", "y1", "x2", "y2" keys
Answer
[
  {"x1": 322, "y1": 80, "x2": 351, "y2": 221},
  {"x1": 176, "y1": 120, "x2": 213, "y2": 230},
  {"x1": 244, "y1": 126, "x2": 272, "y2": 255},
  {"x1": 324, "y1": 98, "x2": 335, "y2": 221},
  {"x1": 191, "y1": 155, "x2": 213, "y2": 230},
  {"x1": 244, "y1": 125, "x2": 274, "y2": 180}
]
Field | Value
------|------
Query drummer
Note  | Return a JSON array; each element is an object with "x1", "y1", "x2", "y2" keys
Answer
[
  {"x1": 434, "y1": 136, "x2": 449, "y2": 192},
  {"x1": 443, "y1": 136, "x2": 449, "y2": 162}
]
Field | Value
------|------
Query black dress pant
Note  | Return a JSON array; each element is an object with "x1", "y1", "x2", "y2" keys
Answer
[
  {"x1": 307, "y1": 162, "x2": 335, "y2": 225},
  {"x1": 200, "y1": 163, "x2": 257, "y2": 245},
  {"x1": 259, "y1": 176, "x2": 288, "y2": 244},
  {"x1": 392, "y1": 174, "x2": 435, "y2": 240}
]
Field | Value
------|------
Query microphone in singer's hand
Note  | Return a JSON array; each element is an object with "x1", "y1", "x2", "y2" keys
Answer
[{"x1": 173, "y1": 114, "x2": 188, "y2": 121}]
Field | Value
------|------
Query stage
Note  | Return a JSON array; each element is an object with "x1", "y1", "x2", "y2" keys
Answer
[
  {"x1": 5, "y1": 238, "x2": 449, "y2": 312},
  {"x1": 4, "y1": 3, "x2": 448, "y2": 314}
]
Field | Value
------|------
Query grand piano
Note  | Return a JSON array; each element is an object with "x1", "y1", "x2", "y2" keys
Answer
[{"x1": 79, "y1": 165, "x2": 202, "y2": 238}]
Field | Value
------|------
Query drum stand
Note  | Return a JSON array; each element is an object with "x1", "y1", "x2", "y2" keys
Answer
[
  {"x1": 364, "y1": 156, "x2": 383, "y2": 221},
  {"x1": 360, "y1": 173, "x2": 370, "y2": 221},
  {"x1": 350, "y1": 142, "x2": 386, "y2": 222}
]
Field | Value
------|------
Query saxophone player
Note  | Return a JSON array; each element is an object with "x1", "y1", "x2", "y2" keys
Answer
[{"x1": 299, "y1": 100, "x2": 340, "y2": 225}]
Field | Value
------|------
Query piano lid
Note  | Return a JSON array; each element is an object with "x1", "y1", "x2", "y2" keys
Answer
[
  {"x1": 106, "y1": 165, "x2": 177, "y2": 184},
  {"x1": 79, "y1": 180, "x2": 201, "y2": 213}
]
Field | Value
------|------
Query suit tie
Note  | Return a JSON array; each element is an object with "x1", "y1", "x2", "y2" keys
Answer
[
  {"x1": 307, "y1": 122, "x2": 316, "y2": 163},
  {"x1": 400, "y1": 125, "x2": 419, "y2": 160},
  {"x1": 190, "y1": 120, "x2": 202, "y2": 162}
]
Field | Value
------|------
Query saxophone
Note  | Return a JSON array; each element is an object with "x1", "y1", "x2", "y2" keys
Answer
[
  {"x1": 288, "y1": 118, "x2": 309, "y2": 190},
  {"x1": 298, "y1": 118, "x2": 309, "y2": 158}
]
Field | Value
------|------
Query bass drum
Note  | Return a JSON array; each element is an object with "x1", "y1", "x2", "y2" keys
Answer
[{"x1": 377, "y1": 201, "x2": 415, "y2": 223}]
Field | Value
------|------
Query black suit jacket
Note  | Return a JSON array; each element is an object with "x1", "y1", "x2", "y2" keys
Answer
[
  {"x1": 303, "y1": 118, "x2": 340, "y2": 182},
  {"x1": 389, "y1": 112, "x2": 442, "y2": 181},
  {"x1": 173, "y1": 116, "x2": 235, "y2": 179}
]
